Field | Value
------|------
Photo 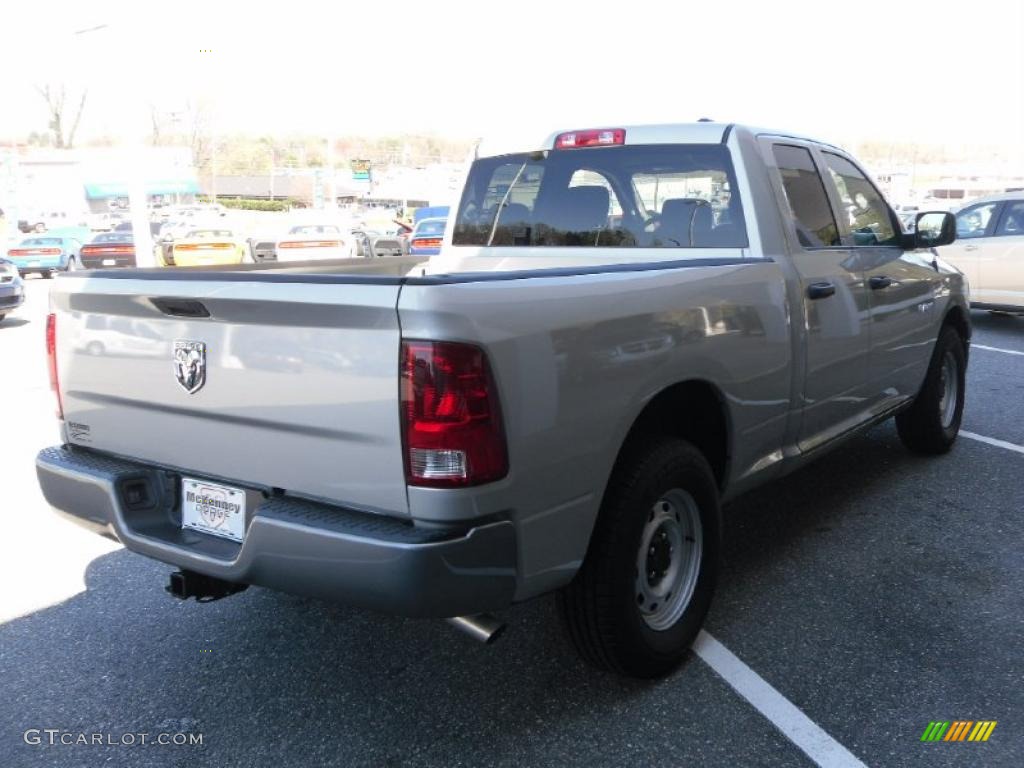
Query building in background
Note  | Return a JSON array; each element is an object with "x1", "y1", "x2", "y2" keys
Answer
[{"x1": 2, "y1": 147, "x2": 199, "y2": 216}]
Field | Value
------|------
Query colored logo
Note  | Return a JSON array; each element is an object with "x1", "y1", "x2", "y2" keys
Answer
[{"x1": 921, "y1": 721, "x2": 997, "y2": 742}]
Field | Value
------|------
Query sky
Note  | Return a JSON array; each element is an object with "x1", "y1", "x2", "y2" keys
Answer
[{"x1": 2, "y1": 0, "x2": 1022, "y2": 156}]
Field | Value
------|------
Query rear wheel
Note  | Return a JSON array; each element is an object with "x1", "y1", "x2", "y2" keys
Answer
[
  {"x1": 42, "y1": 271, "x2": 53, "y2": 279},
  {"x1": 559, "y1": 438, "x2": 720, "y2": 678},
  {"x1": 0, "y1": 314, "x2": 6, "y2": 322},
  {"x1": 896, "y1": 325, "x2": 966, "y2": 454}
]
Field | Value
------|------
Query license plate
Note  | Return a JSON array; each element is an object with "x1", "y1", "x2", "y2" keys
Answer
[
  {"x1": 102, "y1": 258, "x2": 116, "y2": 266},
  {"x1": 181, "y1": 478, "x2": 247, "y2": 543}
]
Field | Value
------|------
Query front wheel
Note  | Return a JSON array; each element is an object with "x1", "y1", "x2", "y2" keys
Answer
[
  {"x1": 896, "y1": 325, "x2": 966, "y2": 454},
  {"x1": 559, "y1": 438, "x2": 720, "y2": 678}
]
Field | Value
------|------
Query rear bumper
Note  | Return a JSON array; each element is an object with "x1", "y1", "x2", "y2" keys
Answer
[
  {"x1": 36, "y1": 445, "x2": 517, "y2": 617},
  {"x1": 12, "y1": 260, "x2": 63, "y2": 272},
  {"x1": 81, "y1": 256, "x2": 137, "y2": 269}
]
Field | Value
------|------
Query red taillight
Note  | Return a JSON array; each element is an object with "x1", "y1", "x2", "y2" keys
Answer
[
  {"x1": 554, "y1": 128, "x2": 625, "y2": 149},
  {"x1": 176, "y1": 242, "x2": 232, "y2": 251},
  {"x1": 400, "y1": 340, "x2": 508, "y2": 487},
  {"x1": 9, "y1": 247, "x2": 62, "y2": 256},
  {"x1": 46, "y1": 313, "x2": 63, "y2": 420},
  {"x1": 412, "y1": 238, "x2": 442, "y2": 248},
  {"x1": 83, "y1": 245, "x2": 133, "y2": 255}
]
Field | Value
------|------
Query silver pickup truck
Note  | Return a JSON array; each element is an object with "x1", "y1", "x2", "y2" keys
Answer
[{"x1": 37, "y1": 122, "x2": 968, "y2": 678}]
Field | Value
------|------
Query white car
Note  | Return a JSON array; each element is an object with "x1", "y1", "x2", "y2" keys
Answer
[
  {"x1": 274, "y1": 224, "x2": 355, "y2": 262},
  {"x1": 938, "y1": 192, "x2": 1024, "y2": 312}
]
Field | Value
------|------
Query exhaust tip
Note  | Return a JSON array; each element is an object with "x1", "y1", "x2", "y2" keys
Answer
[{"x1": 445, "y1": 614, "x2": 506, "y2": 644}]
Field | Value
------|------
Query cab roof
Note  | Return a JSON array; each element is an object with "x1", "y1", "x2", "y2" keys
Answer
[{"x1": 474, "y1": 122, "x2": 836, "y2": 158}]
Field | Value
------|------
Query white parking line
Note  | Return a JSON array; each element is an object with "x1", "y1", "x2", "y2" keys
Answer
[
  {"x1": 960, "y1": 431, "x2": 1024, "y2": 456},
  {"x1": 973, "y1": 344, "x2": 1024, "y2": 357},
  {"x1": 693, "y1": 631, "x2": 868, "y2": 768}
]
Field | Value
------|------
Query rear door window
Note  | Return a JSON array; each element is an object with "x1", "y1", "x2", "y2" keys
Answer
[
  {"x1": 452, "y1": 144, "x2": 747, "y2": 250},
  {"x1": 994, "y1": 201, "x2": 1024, "y2": 236},
  {"x1": 771, "y1": 145, "x2": 840, "y2": 248}
]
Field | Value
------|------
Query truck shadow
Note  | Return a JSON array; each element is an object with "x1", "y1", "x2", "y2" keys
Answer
[{"x1": 0, "y1": 422, "x2": 947, "y2": 766}]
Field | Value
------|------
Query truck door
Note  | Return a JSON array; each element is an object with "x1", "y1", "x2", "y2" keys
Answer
[
  {"x1": 768, "y1": 143, "x2": 872, "y2": 451},
  {"x1": 818, "y1": 151, "x2": 942, "y2": 410}
]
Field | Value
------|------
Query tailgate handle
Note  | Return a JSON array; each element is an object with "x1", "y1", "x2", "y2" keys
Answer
[{"x1": 150, "y1": 297, "x2": 211, "y2": 318}]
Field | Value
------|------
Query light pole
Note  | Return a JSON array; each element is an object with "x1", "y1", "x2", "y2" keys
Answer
[{"x1": 70, "y1": 22, "x2": 154, "y2": 265}]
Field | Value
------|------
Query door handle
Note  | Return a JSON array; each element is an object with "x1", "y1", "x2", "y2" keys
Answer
[
  {"x1": 868, "y1": 275, "x2": 895, "y2": 290},
  {"x1": 150, "y1": 297, "x2": 211, "y2": 318},
  {"x1": 806, "y1": 282, "x2": 836, "y2": 300},
  {"x1": 964, "y1": 244, "x2": 980, "y2": 251}
]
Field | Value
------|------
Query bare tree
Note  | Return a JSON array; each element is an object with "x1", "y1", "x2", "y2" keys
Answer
[
  {"x1": 149, "y1": 103, "x2": 163, "y2": 146},
  {"x1": 35, "y1": 83, "x2": 88, "y2": 149},
  {"x1": 183, "y1": 99, "x2": 212, "y2": 173}
]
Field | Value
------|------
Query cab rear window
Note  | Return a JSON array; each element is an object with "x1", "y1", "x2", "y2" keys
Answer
[{"x1": 452, "y1": 144, "x2": 747, "y2": 249}]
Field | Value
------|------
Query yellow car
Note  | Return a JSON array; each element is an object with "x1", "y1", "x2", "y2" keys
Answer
[{"x1": 169, "y1": 228, "x2": 248, "y2": 267}]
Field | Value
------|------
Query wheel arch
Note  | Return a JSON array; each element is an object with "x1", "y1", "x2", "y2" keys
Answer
[
  {"x1": 614, "y1": 379, "x2": 732, "y2": 493},
  {"x1": 942, "y1": 302, "x2": 970, "y2": 346}
]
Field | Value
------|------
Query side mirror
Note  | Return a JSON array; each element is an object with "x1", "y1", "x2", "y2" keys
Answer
[{"x1": 914, "y1": 211, "x2": 956, "y2": 249}]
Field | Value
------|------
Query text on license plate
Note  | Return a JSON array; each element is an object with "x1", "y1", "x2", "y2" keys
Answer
[
  {"x1": 181, "y1": 477, "x2": 246, "y2": 543},
  {"x1": 102, "y1": 258, "x2": 116, "y2": 266}
]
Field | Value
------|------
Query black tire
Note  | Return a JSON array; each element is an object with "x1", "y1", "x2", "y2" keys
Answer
[
  {"x1": 42, "y1": 271, "x2": 53, "y2": 279},
  {"x1": 0, "y1": 314, "x2": 6, "y2": 322},
  {"x1": 896, "y1": 324, "x2": 966, "y2": 454},
  {"x1": 559, "y1": 438, "x2": 720, "y2": 678}
]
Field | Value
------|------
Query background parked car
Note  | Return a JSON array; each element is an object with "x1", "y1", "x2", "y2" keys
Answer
[
  {"x1": 275, "y1": 224, "x2": 355, "y2": 262},
  {"x1": 80, "y1": 232, "x2": 137, "y2": 269},
  {"x1": 17, "y1": 211, "x2": 89, "y2": 233},
  {"x1": 114, "y1": 220, "x2": 164, "y2": 238},
  {"x1": 938, "y1": 192, "x2": 1024, "y2": 312},
  {"x1": 350, "y1": 228, "x2": 403, "y2": 258},
  {"x1": 170, "y1": 228, "x2": 249, "y2": 267},
  {"x1": 408, "y1": 217, "x2": 447, "y2": 256},
  {"x1": 5, "y1": 235, "x2": 83, "y2": 277},
  {"x1": 0, "y1": 257, "x2": 25, "y2": 321}
]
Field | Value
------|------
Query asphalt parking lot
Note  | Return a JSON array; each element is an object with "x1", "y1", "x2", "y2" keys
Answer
[{"x1": 1, "y1": 277, "x2": 1021, "y2": 768}]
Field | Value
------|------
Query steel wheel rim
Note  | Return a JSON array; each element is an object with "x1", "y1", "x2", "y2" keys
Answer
[
  {"x1": 938, "y1": 350, "x2": 958, "y2": 429},
  {"x1": 635, "y1": 489, "x2": 703, "y2": 631}
]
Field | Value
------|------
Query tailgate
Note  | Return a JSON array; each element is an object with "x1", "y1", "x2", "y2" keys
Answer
[{"x1": 51, "y1": 274, "x2": 408, "y2": 516}]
